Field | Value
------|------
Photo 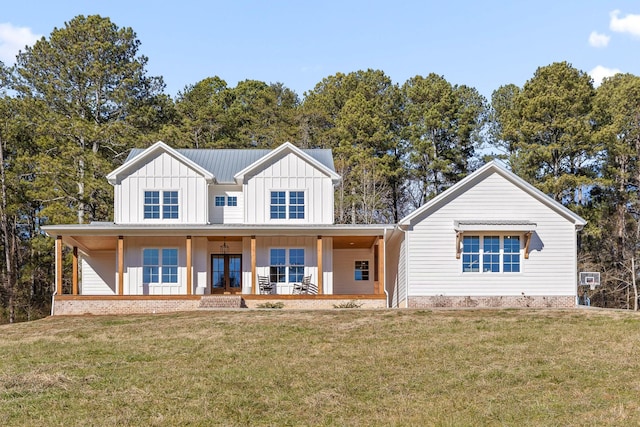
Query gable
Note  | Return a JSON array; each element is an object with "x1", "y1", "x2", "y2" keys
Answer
[
  {"x1": 400, "y1": 161, "x2": 586, "y2": 229},
  {"x1": 108, "y1": 141, "x2": 214, "y2": 185},
  {"x1": 234, "y1": 142, "x2": 340, "y2": 184}
]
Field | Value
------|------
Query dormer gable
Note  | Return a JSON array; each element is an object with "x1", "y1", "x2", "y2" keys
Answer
[
  {"x1": 233, "y1": 142, "x2": 341, "y2": 185},
  {"x1": 106, "y1": 141, "x2": 215, "y2": 185}
]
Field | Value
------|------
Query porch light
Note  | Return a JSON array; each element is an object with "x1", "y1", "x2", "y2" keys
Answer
[{"x1": 220, "y1": 238, "x2": 229, "y2": 254}]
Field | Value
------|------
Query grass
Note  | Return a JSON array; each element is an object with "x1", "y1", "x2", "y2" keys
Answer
[{"x1": 1, "y1": 308, "x2": 640, "y2": 426}]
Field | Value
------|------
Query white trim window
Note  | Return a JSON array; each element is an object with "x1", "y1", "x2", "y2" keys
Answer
[
  {"x1": 269, "y1": 248, "x2": 305, "y2": 283},
  {"x1": 143, "y1": 248, "x2": 178, "y2": 284},
  {"x1": 355, "y1": 260, "x2": 369, "y2": 281},
  {"x1": 462, "y1": 235, "x2": 520, "y2": 273},
  {"x1": 270, "y1": 191, "x2": 305, "y2": 219},
  {"x1": 144, "y1": 190, "x2": 179, "y2": 219}
]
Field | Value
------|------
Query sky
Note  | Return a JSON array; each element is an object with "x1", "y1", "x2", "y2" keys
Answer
[{"x1": 1, "y1": 1, "x2": 640, "y2": 101}]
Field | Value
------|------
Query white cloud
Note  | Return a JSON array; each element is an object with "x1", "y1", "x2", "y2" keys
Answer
[
  {"x1": 589, "y1": 65, "x2": 622, "y2": 87},
  {"x1": 610, "y1": 9, "x2": 640, "y2": 37},
  {"x1": 588, "y1": 31, "x2": 610, "y2": 48},
  {"x1": 0, "y1": 23, "x2": 41, "y2": 65}
]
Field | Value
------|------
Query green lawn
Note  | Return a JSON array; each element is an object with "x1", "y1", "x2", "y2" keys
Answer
[{"x1": 1, "y1": 308, "x2": 639, "y2": 426}]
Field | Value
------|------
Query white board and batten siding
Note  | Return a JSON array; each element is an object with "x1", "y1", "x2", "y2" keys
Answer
[
  {"x1": 405, "y1": 172, "x2": 579, "y2": 298},
  {"x1": 245, "y1": 152, "x2": 335, "y2": 224},
  {"x1": 115, "y1": 152, "x2": 209, "y2": 224}
]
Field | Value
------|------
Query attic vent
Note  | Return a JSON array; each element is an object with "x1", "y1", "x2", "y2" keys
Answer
[{"x1": 579, "y1": 272, "x2": 601, "y2": 290}]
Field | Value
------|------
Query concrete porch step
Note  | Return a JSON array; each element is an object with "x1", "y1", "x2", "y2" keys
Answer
[{"x1": 199, "y1": 295, "x2": 244, "y2": 309}]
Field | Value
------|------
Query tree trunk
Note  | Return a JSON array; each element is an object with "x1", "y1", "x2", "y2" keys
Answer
[{"x1": 0, "y1": 136, "x2": 15, "y2": 322}]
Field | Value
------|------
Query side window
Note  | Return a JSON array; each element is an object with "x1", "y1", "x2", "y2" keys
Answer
[{"x1": 227, "y1": 196, "x2": 238, "y2": 207}]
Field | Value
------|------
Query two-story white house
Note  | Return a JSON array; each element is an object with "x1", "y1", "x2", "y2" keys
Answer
[
  {"x1": 44, "y1": 141, "x2": 392, "y2": 314},
  {"x1": 43, "y1": 142, "x2": 588, "y2": 315}
]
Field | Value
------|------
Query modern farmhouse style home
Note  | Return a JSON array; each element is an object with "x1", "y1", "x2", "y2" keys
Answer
[
  {"x1": 384, "y1": 161, "x2": 587, "y2": 309},
  {"x1": 43, "y1": 142, "x2": 587, "y2": 314}
]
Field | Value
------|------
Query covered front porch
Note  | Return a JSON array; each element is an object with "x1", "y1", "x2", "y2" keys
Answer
[{"x1": 45, "y1": 224, "x2": 391, "y2": 314}]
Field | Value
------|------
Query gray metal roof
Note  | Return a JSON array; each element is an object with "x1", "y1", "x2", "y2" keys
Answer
[{"x1": 126, "y1": 147, "x2": 335, "y2": 184}]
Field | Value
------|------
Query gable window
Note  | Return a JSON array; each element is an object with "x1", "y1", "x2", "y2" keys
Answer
[
  {"x1": 227, "y1": 196, "x2": 238, "y2": 207},
  {"x1": 143, "y1": 248, "x2": 178, "y2": 284},
  {"x1": 270, "y1": 191, "x2": 286, "y2": 219},
  {"x1": 355, "y1": 260, "x2": 369, "y2": 281},
  {"x1": 462, "y1": 235, "x2": 521, "y2": 273},
  {"x1": 144, "y1": 191, "x2": 160, "y2": 219},
  {"x1": 270, "y1": 248, "x2": 305, "y2": 283},
  {"x1": 144, "y1": 190, "x2": 179, "y2": 219},
  {"x1": 289, "y1": 192, "x2": 305, "y2": 219},
  {"x1": 163, "y1": 191, "x2": 179, "y2": 219},
  {"x1": 215, "y1": 196, "x2": 225, "y2": 207},
  {"x1": 270, "y1": 191, "x2": 305, "y2": 219}
]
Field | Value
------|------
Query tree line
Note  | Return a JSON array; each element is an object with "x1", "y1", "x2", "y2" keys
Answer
[{"x1": 1, "y1": 15, "x2": 638, "y2": 322}]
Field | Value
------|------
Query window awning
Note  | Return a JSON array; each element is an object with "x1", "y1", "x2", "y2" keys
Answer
[{"x1": 454, "y1": 220, "x2": 537, "y2": 232}]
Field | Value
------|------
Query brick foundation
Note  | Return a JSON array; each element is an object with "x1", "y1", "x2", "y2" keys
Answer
[
  {"x1": 52, "y1": 295, "x2": 387, "y2": 315},
  {"x1": 242, "y1": 297, "x2": 387, "y2": 309},
  {"x1": 53, "y1": 297, "x2": 201, "y2": 316},
  {"x1": 407, "y1": 295, "x2": 576, "y2": 309}
]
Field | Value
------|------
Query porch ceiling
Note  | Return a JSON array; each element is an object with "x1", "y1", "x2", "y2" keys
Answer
[
  {"x1": 69, "y1": 235, "x2": 118, "y2": 252},
  {"x1": 333, "y1": 235, "x2": 378, "y2": 249}
]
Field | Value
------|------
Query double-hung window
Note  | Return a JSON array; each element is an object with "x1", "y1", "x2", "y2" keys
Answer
[
  {"x1": 270, "y1": 192, "x2": 286, "y2": 219},
  {"x1": 144, "y1": 190, "x2": 179, "y2": 219},
  {"x1": 289, "y1": 192, "x2": 305, "y2": 219},
  {"x1": 462, "y1": 235, "x2": 521, "y2": 273},
  {"x1": 143, "y1": 248, "x2": 178, "y2": 284},
  {"x1": 270, "y1": 248, "x2": 305, "y2": 283},
  {"x1": 503, "y1": 236, "x2": 521, "y2": 272},
  {"x1": 270, "y1": 191, "x2": 305, "y2": 219}
]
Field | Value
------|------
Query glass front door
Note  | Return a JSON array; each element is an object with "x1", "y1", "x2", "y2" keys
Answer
[{"x1": 211, "y1": 254, "x2": 242, "y2": 294}]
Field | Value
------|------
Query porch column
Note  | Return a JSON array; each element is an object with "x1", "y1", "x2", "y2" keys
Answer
[
  {"x1": 118, "y1": 236, "x2": 124, "y2": 295},
  {"x1": 186, "y1": 236, "x2": 192, "y2": 295},
  {"x1": 317, "y1": 236, "x2": 323, "y2": 294},
  {"x1": 251, "y1": 236, "x2": 257, "y2": 294},
  {"x1": 376, "y1": 237, "x2": 384, "y2": 295},
  {"x1": 55, "y1": 235, "x2": 63, "y2": 295},
  {"x1": 72, "y1": 246, "x2": 78, "y2": 295}
]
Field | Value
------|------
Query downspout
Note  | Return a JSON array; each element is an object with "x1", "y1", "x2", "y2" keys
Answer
[
  {"x1": 575, "y1": 223, "x2": 584, "y2": 307},
  {"x1": 383, "y1": 228, "x2": 389, "y2": 308},
  {"x1": 50, "y1": 290, "x2": 57, "y2": 317},
  {"x1": 402, "y1": 225, "x2": 409, "y2": 309}
]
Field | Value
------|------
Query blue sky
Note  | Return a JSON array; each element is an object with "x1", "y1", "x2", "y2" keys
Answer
[{"x1": 1, "y1": 1, "x2": 639, "y2": 101}]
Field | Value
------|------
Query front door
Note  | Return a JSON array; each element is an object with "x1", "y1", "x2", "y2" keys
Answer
[{"x1": 211, "y1": 254, "x2": 242, "y2": 294}]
